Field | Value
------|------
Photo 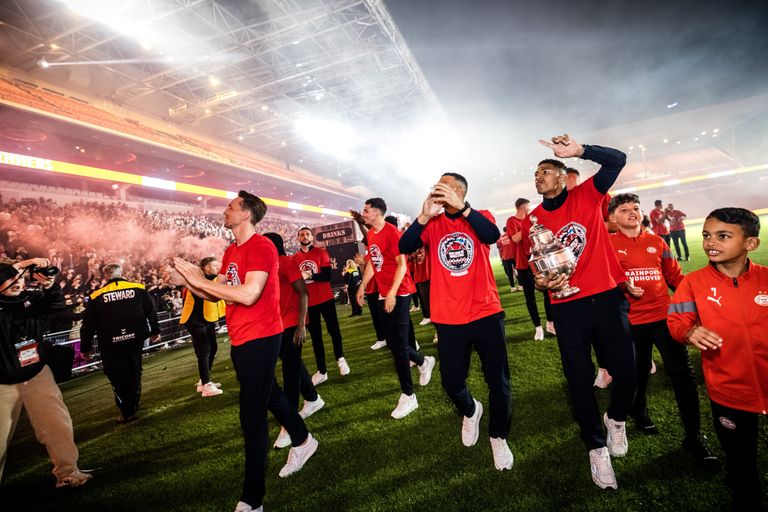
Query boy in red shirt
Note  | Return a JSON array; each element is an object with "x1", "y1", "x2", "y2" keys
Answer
[
  {"x1": 668, "y1": 207, "x2": 767, "y2": 511},
  {"x1": 400, "y1": 173, "x2": 514, "y2": 471},
  {"x1": 650, "y1": 200, "x2": 671, "y2": 245},
  {"x1": 665, "y1": 203, "x2": 690, "y2": 261},
  {"x1": 607, "y1": 194, "x2": 717, "y2": 468},
  {"x1": 356, "y1": 198, "x2": 435, "y2": 419},
  {"x1": 174, "y1": 191, "x2": 317, "y2": 512}
]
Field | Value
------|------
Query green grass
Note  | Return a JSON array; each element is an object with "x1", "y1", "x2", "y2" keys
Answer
[{"x1": 4, "y1": 226, "x2": 767, "y2": 511}]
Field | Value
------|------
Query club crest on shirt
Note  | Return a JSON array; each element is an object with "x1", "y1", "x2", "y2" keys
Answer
[
  {"x1": 555, "y1": 222, "x2": 587, "y2": 260},
  {"x1": 437, "y1": 232, "x2": 474, "y2": 276},
  {"x1": 368, "y1": 244, "x2": 384, "y2": 272},
  {"x1": 298, "y1": 259, "x2": 319, "y2": 275},
  {"x1": 646, "y1": 246, "x2": 657, "y2": 254},
  {"x1": 754, "y1": 293, "x2": 768, "y2": 306},
  {"x1": 225, "y1": 262, "x2": 241, "y2": 286}
]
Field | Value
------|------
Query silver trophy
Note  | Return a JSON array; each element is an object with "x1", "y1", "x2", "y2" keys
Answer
[{"x1": 528, "y1": 215, "x2": 580, "y2": 299}]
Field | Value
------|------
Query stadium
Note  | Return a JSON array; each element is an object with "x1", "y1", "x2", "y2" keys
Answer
[{"x1": 0, "y1": 0, "x2": 766, "y2": 511}]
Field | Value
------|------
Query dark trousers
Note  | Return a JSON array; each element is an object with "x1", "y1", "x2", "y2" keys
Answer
[
  {"x1": 307, "y1": 298, "x2": 344, "y2": 373},
  {"x1": 501, "y1": 259, "x2": 516, "y2": 288},
  {"x1": 279, "y1": 326, "x2": 318, "y2": 409},
  {"x1": 660, "y1": 233, "x2": 671, "y2": 246},
  {"x1": 416, "y1": 281, "x2": 431, "y2": 319},
  {"x1": 412, "y1": 289, "x2": 420, "y2": 309},
  {"x1": 367, "y1": 292, "x2": 386, "y2": 341},
  {"x1": 551, "y1": 287, "x2": 637, "y2": 449},
  {"x1": 517, "y1": 268, "x2": 552, "y2": 327},
  {"x1": 186, "y1": 321, "x2": 218, "y2": 384},
  {"x1": 630, "y1": 320, "x2": 700, "y2": 437},
  {"x1": 231, "y1": 334, "x2": 309, "y2": 509},
  {"x1": 347, "y1": 285, "x2": 363, "y2": 315},
  {"x1": 381, "y1": 296, "x2": 424, "y2": 396},
  {"x1": 710, "y1": 400, "x2": 765, "y2": 511},
  {"x1": 670, "y1": 230, "x2": 689, "y2": 259},
  {"x1": 436, "y1": 312, "x2": 512, "y2": 439},
  {"x1": 101, "y1": 343, "x2": 143, "y2": 418}
]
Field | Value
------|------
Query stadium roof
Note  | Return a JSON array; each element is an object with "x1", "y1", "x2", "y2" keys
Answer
[{"x1": 0, "y1": 0, "x2": 445, "y2": 197}]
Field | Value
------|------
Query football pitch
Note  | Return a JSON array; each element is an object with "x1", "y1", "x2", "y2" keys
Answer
[{"x1": 3, "y1": 228, "x2": 767, "y2": 511}]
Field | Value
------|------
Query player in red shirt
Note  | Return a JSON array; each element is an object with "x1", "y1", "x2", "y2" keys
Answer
[
  {"x1": 264, "y1": 232, "x2": 325, "y2": 449},
  {"x1": 607, "y1": 194, "x2": 717, "y2": 468},
  {"x1": 410, "y1": 247, "x2": 432, "y2": 325},
  {"x1": 356, "y1": 197, "x2": 435, "y2": 419},
  {"x1": 174, "y1": 191, "x2": 317, "y2": 512},
  {"x1": 650, "y1": 200, "x2": 671, "y2": 245},
  {"x1": 400, "y1": 173, "x2": 514, "y2": 471},
  {"x1": 665, "y1": 203, "x2": 690, "y2": 261},
  {"x1": 667, "y1": 208, "x2": 767, "y2": 511},
  {"x1": 506, "y1": 197, "x2": 554, "y2": 341},
  {"x1": 527, "y1": 134, "x2": 635, "y2": 490},
  {"x1": 350, "y1": 210, "x2": 388, "y2": 350},
  {"x1": 294, "y1": 227, "x2": 350, "y2": 384},
  {"x1": 496, "y1": 227, "x2": 518, "y2": 292}
]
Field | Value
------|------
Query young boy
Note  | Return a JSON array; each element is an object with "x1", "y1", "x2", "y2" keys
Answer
[
  {"x1": 608, "y1": 194, "x2": 717, "y2": 469},
  {"x1": 667, "y1": 207, "x2": 767, "y2": 511}
]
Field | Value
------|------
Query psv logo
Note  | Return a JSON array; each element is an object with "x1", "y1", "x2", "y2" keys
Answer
[
  {"x1": 437, "y1": 232, "x2": 474, "y2": 276},
  {"x1": 225, "y1": 263, "x2": 241, "y2": 286},
  {"x1": 298, "y1": 260, "x2": 319, "y2": 274},
  {"x1": 368, "y1": 245, "x2": 384, "y2": 272},
  {"x1": 556, "y1": 222, "x2": 587, "y2": 260}
]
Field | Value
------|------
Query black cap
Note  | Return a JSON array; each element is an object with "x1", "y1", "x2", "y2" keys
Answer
[{"x1": 0, "y1": 264, "x2": 19, "y2": 283}]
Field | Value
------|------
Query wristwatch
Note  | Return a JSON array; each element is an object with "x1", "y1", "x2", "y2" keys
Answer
[{"x1": 457, "y1": 201, "x2": 471, "y2": 215}]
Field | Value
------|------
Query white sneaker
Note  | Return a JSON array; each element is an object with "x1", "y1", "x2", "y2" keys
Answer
[
  {"x1": 534, "y1": 326, "x2": 544, "y2": 341},
  {"x1": 337, "y1": 357, "x2": 350, "y2": 376},
  {"x1": 650, "y1": 359, "x2": 657, "y2": 374},
  {"x1": 391, "y1": 393, "x2": 418, "y2": 419},
  {"x1": 415, "y1": 340, "x2": 421, "y2": 351},
  {"x1": 545, "y1": 321, "x2": 557, "y2": 335},
  {"x1": 201, "y1": 382, "x2": 223, "y2": 397},
  {"x1": 311, "y1": 372, "x2": 328, "y2": 386},
  {"x1": 603, "y1": 413, "x2": 628, "y2": 457},
  {"x1": 299, "y1": 395, "x2": 325, "y2": 419},
  {"x1": 433, "y1": 333, "x2": 438, "y2": 344},
  {"x1": 370, "y1": 340, "x2": 387, "y2": 350},
  {"x1": 418, "y1": 356, "x2": 436, "y2": 386},
  {"x1": 273, "y1": 427, "x2": 291, "y2": 449},
  {"x1": 234, "y1": 501, "x2": 262, "y2": 512},
  {"x1": 419, "y1": 318, "x2": 432, "y2": 326},
  {"x1": 516, "y1": 285, "x2": 524, "y2": 292},
  {"x1": 461, "y1": 399, "x2": 483, "y2": 447},
  {"x1": 196, "y1": 380, "x2": 222, "y2": 393},
  {"x1": 490, "y1": 437, "x2": 514, "y2": 470},
  {"x1": 278, "y1": 433, "x2": 318, "y2": 477},
  {"x1": 594, "y1": 368, "x2": 613, "y2": 388},
  {"x1": 589, "y1": 447, "x2": 617, "y2": 489}
]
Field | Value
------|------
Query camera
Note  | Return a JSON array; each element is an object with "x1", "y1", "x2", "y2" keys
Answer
[{"x1": 28, "y1": 264, "x2": 60, "y2": 277}]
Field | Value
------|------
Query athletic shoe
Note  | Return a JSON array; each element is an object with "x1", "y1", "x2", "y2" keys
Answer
[
  {"x1": 299, "y1": 395, "x2": 325, "y2": 419},
  {"x1": 234, "y1": 502, "x2": 262, "y2": 512},
  {"x1": 278, "y1": 433, "x2": 318, "y2": 477},
  {"x1": 419, "y1": 318, "x2": 432, "y2": 326},
  {"x1": 196, "y1": 380, "x2": 222, "y2": 393},
  {"x1": 391, "y1": 393, "x2": 418, "y2": 419},
  {"x1": 202, "y1": 382, "x2": 224, "y2": 397},
  {"x1": 510, "y1": 286, "x2": 518, "y2": 293},
  {"x1": 311, "y1": 372, "x2": 328, "y2": 386},
  {"x1": 370, "y1": 340, "x2": 387, "y2": 350},
  {"x1": 433, "y1": 333, "x2": 439, "y2": 344},
  {"x1": 418, "y1": 356, "x2": 436, "y2": 386},
  {"x1": 545, "y1": 321, "x2": 557, "y2": 335},
  {"x1": 415, "y1": 340, "x2": 421, "y2": 351},
  {"x1": 632, "y1": 408, "x2": 658, "y2": 434},
  {"x1": 603, "y1": 413, "x2": 628, "y2": 457},
  {"x1": 589, "y1": 447, "x2": 617, "y2": 489},
  {"x1": 55, "y1": 469, "x2": 92, "y2": 488},
  {"x1": 274, "y1": 427, "x2": 292, "y2": 449},
  {"x1": 490, "y1": 437, "x2": 514, "y2": 470},
  {"x1": 593, "y1": 368, "x2": 613, "y2": 388},
  {"x1": 337, "y1": 357, "x2": 351, "y2": 376},
  {"x1": 534, "y1": 326, "x2": 544, "y2": 341},
  {"x1": 516, "y1": 285, "x2": 524, "y2": 291},
  {"x1": 683, "y1": 434, "x2": 721, "y2": 472},
  {"x1": 116, "y1": 414, "x2": 138, "y2": 424},
  {"x1": 650, "y1": 360, "x2": 657, "y2": 374},
  {"x1": 409, "y1": 305, "x2": 420, "y2": 312},
  {"x1": 461, "y1": 399, "x2": 483, "y2": 447}
]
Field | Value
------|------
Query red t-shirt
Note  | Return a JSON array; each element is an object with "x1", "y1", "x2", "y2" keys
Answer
[
  {"x1": 496, "y1": 233, "x2": 516, "y2": 261},
  {"x1": 368, "y1": 222, "x2": 417, "y2": 297},
  {"x1": 505, "y1": 215, "x2": 529, "y2": 270},
  {"x1": 668, "y1": 209, "x2": 686, "y2": 231},
  {"x1": 277, "y1": 254, "x2": 306, "y2": 329},
  {"x1": 610, "y1": 230, "x2": 683, "y2": 325},
  {"x1": 412, "y1": 247, "x2": 430, "y2": 284},
  {"x1": 650, "y1": 208, "x2": 669, "y2": 236},
  {"x1": 525, "y1": 177, "x2": 620, "y2": 304},
  {"x1": 221, "y1": 234, "x2": 283, "y2": 345},
  {"x1": 293, "y1": 246, "x2": 334, "y2": 306},
  {"x1": 420, "y1": 210, "x2": 503, "y2": 324}
]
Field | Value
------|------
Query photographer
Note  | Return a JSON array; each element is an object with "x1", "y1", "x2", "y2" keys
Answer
[{"x1": 0, "y1": 258, "x2": 92, "y2": 488}]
